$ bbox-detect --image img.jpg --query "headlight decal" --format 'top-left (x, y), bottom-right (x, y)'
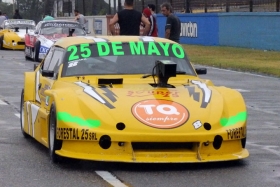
top-left (220, 111), bottom-right (247, 127)
top-left (57, 111), bottom-right (101, 128)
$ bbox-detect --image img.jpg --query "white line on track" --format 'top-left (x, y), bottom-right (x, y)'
top-left (247, 142), bottom-right (280, 157)
top-left (199, 65), bottom-right (280, 80)
top-left (14, 114), bottom-right (128, 187)
top-left (0, 100), bottom-right (7, 105)
top-left (95, 171), bottom-right (128, 187)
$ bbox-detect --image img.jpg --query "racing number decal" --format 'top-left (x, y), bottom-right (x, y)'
top-left (68, 44), bottom-right (92, 61)
top-left (67, 46), bottom-right (79, 61)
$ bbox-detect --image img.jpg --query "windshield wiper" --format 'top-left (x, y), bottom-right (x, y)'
top-left (142, 74), bottom-right (152, 78)
top-left (176, 71), bottom-right (186, 74)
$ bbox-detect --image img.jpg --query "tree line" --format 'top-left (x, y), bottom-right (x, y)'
top-left (0, 0), bottom-right (110, 23)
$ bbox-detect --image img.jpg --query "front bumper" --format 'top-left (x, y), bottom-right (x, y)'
top-left (55, 136), bottom-right (249, 163)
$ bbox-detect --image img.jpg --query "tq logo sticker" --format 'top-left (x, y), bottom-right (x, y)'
top-left (132, 99), bottom-right (189, 129)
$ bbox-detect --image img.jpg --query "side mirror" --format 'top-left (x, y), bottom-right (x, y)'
top-left (42, 70), bottom-right (54, 77)
top-left (195, 68), bottom-right (207, 75)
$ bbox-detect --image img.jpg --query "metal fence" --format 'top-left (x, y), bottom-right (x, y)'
top-left (133, 0), bottom-right (280, 13)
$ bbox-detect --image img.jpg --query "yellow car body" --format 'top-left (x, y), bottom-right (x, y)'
top-left (0, 19), bottom-right (35, 50)
top-left (21, 36), bottom-right (249, 163)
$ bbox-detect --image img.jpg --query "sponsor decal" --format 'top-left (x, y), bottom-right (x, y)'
top-left (42, 22), bottom-right (79, 28)
top-left (132, 99), bottom-right (189, 129)
top-left (67, 42), bottom-right (185, 62)
top-left (127, 90), bottom-right (179, 97)
top-left (191, 80), bottom-right (211, 108)
top-left (56, 128), bottom-right (97, 141)
top-left (57, 112), bottom-right (101, 128)
top-left (192, 120), bottom-right (202, 129)
top-left (185, 81), bottom-right (212, 108)
top-left (180, 22), bottom-right (198, 38)
top-left (5, 20), bottom-right (35, 25)
top-left (75, 82), bottom-right (117, 109)
top-left (220, 111), bottom-right (247, 127)
top-left (226, 127), bottom-right (246, 140)
top-left (40, 45), bottom-right (49, 54)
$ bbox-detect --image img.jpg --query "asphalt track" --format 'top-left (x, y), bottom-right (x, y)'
top-left (0, 50), bottom-right (279, 187)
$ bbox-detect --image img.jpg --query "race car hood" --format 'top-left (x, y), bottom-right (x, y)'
top-left (42, 34), bottom-right (69, 42)
top-left (53, 79), bottom-right (245, 133)
top-left (6, 29), bottom-right (26, 40)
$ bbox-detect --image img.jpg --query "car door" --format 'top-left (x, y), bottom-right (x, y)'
top-left (37, 47), bottom-right (64, 107)
top-left (28, 46), bottom-right (64, 141)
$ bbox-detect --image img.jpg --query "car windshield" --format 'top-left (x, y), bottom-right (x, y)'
top-left (5, 24), bottom-right (35, 30)
top-left (63, 42), bottom-right (196, 76)
top-left (40, 22), bottom-right (86, 35)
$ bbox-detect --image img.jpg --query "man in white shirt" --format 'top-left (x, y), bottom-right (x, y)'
top-left (74, 9), bottom-right (86, 30)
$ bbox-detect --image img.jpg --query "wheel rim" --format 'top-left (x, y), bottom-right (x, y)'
top-left (49, 110), bottom-right (55, 153)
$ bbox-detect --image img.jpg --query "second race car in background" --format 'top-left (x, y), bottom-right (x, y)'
top-left (0, 19), bottom-right (35, 50)
top-left (24, 20), bottom-right (87, 62)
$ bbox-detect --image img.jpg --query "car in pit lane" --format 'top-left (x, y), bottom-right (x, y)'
top-left (0, 19), bottom-right (35, 50)
top-left (20, 36), bottom-right (249, 163)
top-left (24, 20), bottom-right (87, 62)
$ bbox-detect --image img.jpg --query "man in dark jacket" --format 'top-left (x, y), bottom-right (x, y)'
top-left (161, 2), bottom-right (181, 43)
top-left (13, 9), bottom-right (22, 19)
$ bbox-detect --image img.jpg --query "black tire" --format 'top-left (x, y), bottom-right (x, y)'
top-left (34, 41), bottom-right (40, 62)
top-left (24, 46), bottom-right (29, 60)
top-left (0, 36), bottom-right (4, 50)
top-left (48, 103), bottom-right (63, 163)
top-left (20, 89), bottom-right (29, 138)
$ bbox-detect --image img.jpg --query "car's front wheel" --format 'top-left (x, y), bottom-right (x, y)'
top-left (20, 89), bottom-right (29, 138)
top-left (34, 41), bottom-right (40, 62)
top-left (48, 103), bottom-right (63, 163)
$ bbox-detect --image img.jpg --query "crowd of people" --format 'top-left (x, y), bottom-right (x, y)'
top-left (0, 9), bottom-right (23, 26)
top-left (0, 1), bottom-right (181, 43)
top-left (109, 0), bottom-right (181, 43)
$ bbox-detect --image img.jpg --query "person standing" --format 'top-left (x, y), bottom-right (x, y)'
top-left (109, 0), bottom-right (150, 36)
top-left (160, 2), bottom-right (181, 43)
top-left (147, 4), bottom-right (157, 21)
top-left (3, 13), bottom-right (8, 20)
top-left (74, 9), bottom-right (86, 30)
top-left (13, 9), bottom-right (22, 19)
top-left (142, 8), bottom-right (158, 37)
top-left (0, 12), bottom-right (7, 26)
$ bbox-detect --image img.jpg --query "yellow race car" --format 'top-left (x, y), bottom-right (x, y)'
top-left (21, 36), bottom-right (249, 163)
top-left (0, 19), bottom-right (35, 50)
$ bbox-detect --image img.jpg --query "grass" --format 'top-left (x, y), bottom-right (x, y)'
top-left (182, 44), bottom-right (280, 78)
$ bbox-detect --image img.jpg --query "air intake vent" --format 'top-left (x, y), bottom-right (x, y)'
top-left (98, 78), bottom-right (123, 85)
top-left (132, 142), bottom-right (195, 150)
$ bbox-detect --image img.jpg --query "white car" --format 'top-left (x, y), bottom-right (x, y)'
top-left (24, 20), bottom-right (87, 62)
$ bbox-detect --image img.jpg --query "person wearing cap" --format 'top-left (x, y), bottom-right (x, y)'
top-left (74, 9), bottom-right (86, 30)
top-left (43, 15), bottom-right (54, 21)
